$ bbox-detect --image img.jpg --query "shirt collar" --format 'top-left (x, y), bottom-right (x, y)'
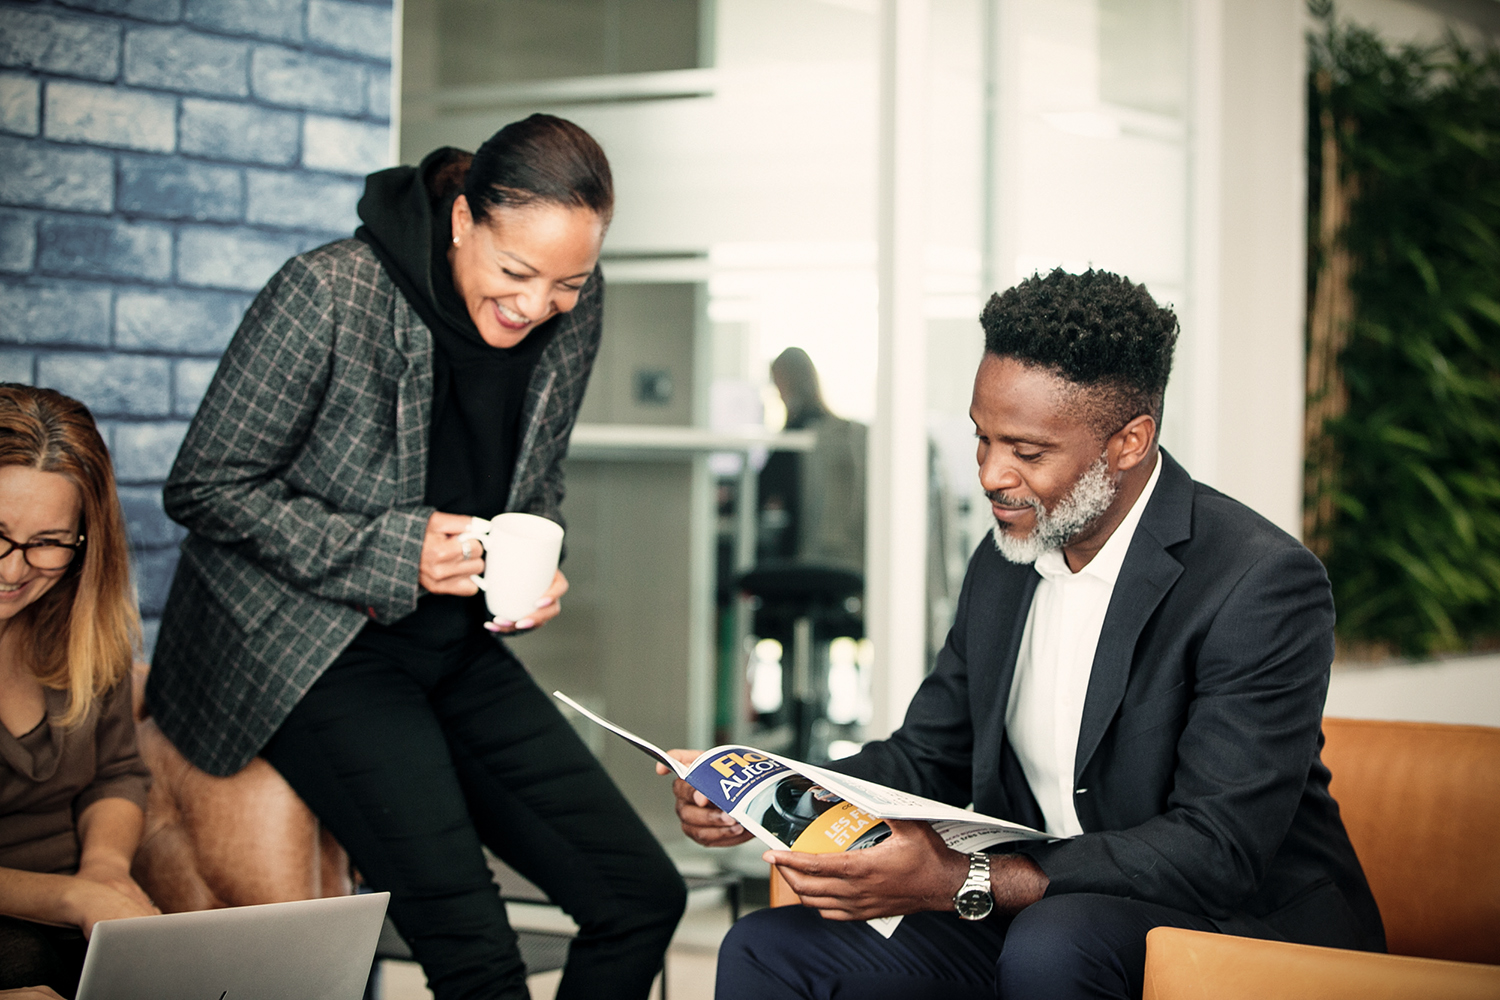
top-left (1033, 453), bottom-right (1163, 584)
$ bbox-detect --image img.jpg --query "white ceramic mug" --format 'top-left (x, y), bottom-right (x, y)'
top-left (460, 513), bottom-right (565, 622)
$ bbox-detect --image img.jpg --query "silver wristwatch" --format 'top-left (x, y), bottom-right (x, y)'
top-left (953, 851), bottom-right (994, 921)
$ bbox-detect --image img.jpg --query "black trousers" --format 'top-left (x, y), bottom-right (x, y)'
top-left (261, 629), bottom-right (686, 1000)
top-left (714, 893), bottom-right (1231, 1000)
top-left (0, 916), bottom-right (86, 997)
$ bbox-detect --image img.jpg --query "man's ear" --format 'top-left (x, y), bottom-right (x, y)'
top-left (1110, 414), bottom-right (1157, 472)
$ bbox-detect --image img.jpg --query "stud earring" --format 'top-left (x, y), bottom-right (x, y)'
top-left (452, 236), bottom-right (460, 246)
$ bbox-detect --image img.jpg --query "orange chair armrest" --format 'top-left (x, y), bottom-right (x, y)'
top-left (1144, 926), bottom-right (1500, 1000)
top-left (769, 863), bottom-right (800, 908)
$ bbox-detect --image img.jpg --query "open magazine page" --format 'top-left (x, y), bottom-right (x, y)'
top-left (553, 691), bottom-right (1055, 938)
top-left (792, 761), bottom-right (1049, 842)
top-left (682, 748), bottom-right (891, 854)
top-left (553, 691), bottom-right (689, 776)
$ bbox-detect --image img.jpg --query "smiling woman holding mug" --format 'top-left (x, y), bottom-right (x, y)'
top-left (147, 116), bottom-right (686, 1000)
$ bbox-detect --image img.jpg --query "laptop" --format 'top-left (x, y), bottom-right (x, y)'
top-left (76, 892), bottom-right (390, 1000)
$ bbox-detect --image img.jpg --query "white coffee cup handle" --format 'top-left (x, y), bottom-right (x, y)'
top-left (470, 574), bottom-right (488, 591)
top-left (458, 518), bottom-right (490, 558)
top-left (458, 516), bottom-right (492, 541)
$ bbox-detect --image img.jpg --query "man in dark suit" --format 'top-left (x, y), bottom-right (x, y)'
top-left (672, 269), bottom-right (1383, 999)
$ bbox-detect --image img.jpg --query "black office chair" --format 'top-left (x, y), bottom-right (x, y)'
top-left (737, 562), bottom-right (864, 762)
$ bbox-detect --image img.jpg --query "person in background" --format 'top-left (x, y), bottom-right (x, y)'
top-left (147, 116), bottom-right (685, 1000)
top-left (0, 386), bottom-right (156, 997)
top-left (757, 348), bottom-right (866, 571)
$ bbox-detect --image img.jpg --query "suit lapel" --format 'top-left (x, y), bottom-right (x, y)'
top-left (391, 293), bottom-right (433, 506)
top-left (1073, 452), bottom-right (1194, 784)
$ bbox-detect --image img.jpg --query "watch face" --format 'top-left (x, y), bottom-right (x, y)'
top-left (955, 889), bottom-right (994, 920)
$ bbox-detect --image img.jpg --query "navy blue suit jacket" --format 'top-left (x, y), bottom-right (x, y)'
top-left (834, 451), bottom-right (1384, 950)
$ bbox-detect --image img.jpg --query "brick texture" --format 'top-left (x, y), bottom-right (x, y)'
top-left (0, 73), bottom-right (41, 136)
top-left (0, 137), bottom-right (114, 212)
top-left (115, 288), bottom-right (248, 352)
top-left (118, 155), bottom-right (244, 221)
top-left (245, 168), bottom-right (359, 231)
top-left (0, 211), bottom-right (36, 272)
top-left (176, 225), bottom-right (312, 290)
top-left (303, 114), bottom-right (387, 175)
top-left (124, 27), bottom-right (250, 98)
top-left (178, 97), bottom-right (300, 165)
top-left (251, 47), bottom-right (366, 114)
top-left (0, 282), bottom-right (112, 345)
top-left (0, 0), bottom-right (393, 651)
top-left (307, 0), bottom-right (392, 61)
top-left (0, 349), bottom-right (32, 383)
top-left (57, 0), bottom-right (184, 22)
top-left (109, 419), bottom-right (190, 482)
top-left (0, 9), bottom-right (121, 81)
top-left (44, 81), bottom-right (177, 152)
top-left (183, 0), bottom-right (305, 44)
top-left (38, 216), bottom-right (174, 281)
top-left (39, 352), bottom-right (172, 416)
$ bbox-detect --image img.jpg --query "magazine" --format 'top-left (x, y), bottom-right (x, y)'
top-left (553, 691), bottom-right (1053, 936)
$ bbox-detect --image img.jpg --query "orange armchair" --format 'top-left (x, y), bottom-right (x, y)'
top-left (1144, 717), bottom-right (1500, 998)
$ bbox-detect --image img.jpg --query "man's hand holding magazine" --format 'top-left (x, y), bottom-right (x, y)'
top-left (660, 750), bottom-right (1049, 922)
top-left (657, 748), bottom-right (754, 846)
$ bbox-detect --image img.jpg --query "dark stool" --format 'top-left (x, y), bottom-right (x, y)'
top-left (737, 563), bottom-right (864, 761)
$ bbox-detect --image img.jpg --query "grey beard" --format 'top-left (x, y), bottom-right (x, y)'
top-left (989, 456), bottom-right (1118, 565)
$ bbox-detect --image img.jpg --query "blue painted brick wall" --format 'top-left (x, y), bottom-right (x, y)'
top-left (0, 0), bottom-right (393, 654)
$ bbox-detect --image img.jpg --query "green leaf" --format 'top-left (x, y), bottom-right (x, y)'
top-left (1469, 293), bottom-right (1500, 329)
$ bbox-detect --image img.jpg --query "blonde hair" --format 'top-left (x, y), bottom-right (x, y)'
top-left (0, 385), bottom-right (139, 726)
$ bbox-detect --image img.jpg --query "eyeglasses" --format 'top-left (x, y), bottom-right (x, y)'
top-left (0, 531), bottom-right (85, 571)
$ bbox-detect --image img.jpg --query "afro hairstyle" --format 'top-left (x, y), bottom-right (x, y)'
top-left (979, 268), bottom-right (1179, 439)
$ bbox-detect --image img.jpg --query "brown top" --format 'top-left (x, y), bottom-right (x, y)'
top-left (0, 679), bottom-right (151, 875)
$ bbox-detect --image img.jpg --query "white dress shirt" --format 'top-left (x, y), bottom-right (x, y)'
top-left (1005, 457), bottom-right (1162, 837)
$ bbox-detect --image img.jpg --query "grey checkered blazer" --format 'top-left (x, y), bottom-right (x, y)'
top-left (147, 238), bottom-right (603, 776)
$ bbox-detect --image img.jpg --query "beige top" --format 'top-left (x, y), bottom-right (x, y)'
top-left (0, 680), bottom-right (150, 875)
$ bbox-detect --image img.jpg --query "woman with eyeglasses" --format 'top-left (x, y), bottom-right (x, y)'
top-left (0, 385), bottom-right (156, 997)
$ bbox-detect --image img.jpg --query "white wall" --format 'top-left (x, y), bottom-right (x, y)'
top-left (1327, 654), bottom-right (1500, 727)
top-left (1192, 0), bottom-right (1308, 535)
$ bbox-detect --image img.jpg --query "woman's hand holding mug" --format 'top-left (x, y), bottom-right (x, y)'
top-left (420, 511), bottom-right (567, 632)
top-left (486, 568), bottom-right (568, 633)
top-left (419, 511), bottom-right (488, 596)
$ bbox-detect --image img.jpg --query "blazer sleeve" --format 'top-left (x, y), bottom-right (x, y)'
top-left (1011, 543), bottom-right (1337, 918)
top-left (163, 253), bottom-right (430, 620)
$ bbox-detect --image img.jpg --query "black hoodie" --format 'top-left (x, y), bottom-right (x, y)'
top-left (356, 147), bottom-right (555, 520)
top-left (355, 148), bottom-right (555, 638)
